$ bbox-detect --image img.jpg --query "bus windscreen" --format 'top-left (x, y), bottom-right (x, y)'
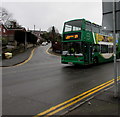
top-left (64, 20), bottom-right (82, 32)
top-left (62, 42), bottom-right (83, 56)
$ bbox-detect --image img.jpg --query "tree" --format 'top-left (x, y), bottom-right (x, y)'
top-left (0, 7), bottom-right (12, 24)
top-left (40, 32), bottom-right (49, 42)
top-left (1, 37), bottom-right (8, 46)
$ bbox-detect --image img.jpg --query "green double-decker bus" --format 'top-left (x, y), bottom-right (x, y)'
top-left (61, 18), bottom-right (120, 65)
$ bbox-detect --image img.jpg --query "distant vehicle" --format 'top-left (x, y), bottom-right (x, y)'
top-left (61, 18), bottom-right (120, 65)
top-left (52, 41), bottom-right (62, 53)
top-left (42, 42), bottom-right (48, 46)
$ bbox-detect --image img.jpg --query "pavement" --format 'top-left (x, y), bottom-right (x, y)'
top-left (1, 47), bottom-right (34, 67)
top-left (64, 84), bottom-right (120, 116)
top-left (1, 46), bottom-right (120, 116)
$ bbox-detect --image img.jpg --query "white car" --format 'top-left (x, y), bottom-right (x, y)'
top-left (42, 42), bottom-right (48, 46)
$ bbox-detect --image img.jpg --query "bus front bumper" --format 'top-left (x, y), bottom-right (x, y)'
top-left (61, 60), bottom-right (84, 65)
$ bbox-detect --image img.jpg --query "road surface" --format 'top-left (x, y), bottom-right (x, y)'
top-left (2, 44), bottom-right (120, 116)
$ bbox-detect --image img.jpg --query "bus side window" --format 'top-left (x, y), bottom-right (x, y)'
top-left (101, 45), bottom-right (108, 53)
top-left (86, 22), bottom-right (92, 31)
top-left (93, 45), bottom-right (100, 52)
top-left (92, 24), bottom-right (100, 33)
top-left (108, 45), bottom-right (113, 53)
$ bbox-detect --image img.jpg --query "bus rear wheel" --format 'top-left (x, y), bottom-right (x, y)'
top-left (93, 57), bottom-right (98, 65)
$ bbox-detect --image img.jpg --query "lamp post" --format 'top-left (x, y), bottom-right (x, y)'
top-left (113, 1), bottom-right (118, 98)
top-left (24, 31), bottom-right (27, 50)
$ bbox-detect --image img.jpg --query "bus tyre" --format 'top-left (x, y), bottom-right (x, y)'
top-left (93, 57), bottom-right (98, 65)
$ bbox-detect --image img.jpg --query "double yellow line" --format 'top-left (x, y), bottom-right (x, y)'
top-left (14, 48), bottom-right (36, 67)
top-left (34, 76), bottom-right (120, 117)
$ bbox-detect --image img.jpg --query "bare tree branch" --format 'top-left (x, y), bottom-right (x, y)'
top-left (0, 7), bottom-right (13, 24)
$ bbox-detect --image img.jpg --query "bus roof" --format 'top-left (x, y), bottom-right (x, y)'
top-left (64, 18), bottom-right (85, 24)
top-left (64, 18), bottom-right (101, 27)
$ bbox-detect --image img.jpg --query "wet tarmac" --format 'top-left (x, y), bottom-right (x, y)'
top-left (2, 44), bottom-right (120, 116)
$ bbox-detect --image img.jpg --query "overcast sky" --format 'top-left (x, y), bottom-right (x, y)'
top-left (2, 1), bottom-right (102, 33)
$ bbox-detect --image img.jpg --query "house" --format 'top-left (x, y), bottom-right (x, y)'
top-left (0, 24), bottom-right (8, 40)
top-left (0, 22), bottom-right (26, 46)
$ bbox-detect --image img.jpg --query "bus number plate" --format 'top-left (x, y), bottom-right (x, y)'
top-left (68, 62), bottom-right (73, 64)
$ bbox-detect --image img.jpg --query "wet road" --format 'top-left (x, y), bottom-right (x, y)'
top-left (2, 44), bottom-right (120, 115)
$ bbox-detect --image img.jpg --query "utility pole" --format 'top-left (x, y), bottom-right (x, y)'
top-left (34, 25), bottom-right (35, 32)
top-left (113, 1), bottom-right (118, 98)
top-left (25, 31), bottom-right (27, 50)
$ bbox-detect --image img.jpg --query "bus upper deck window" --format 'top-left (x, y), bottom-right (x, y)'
top-left (92, 24), bottom-right (100, 33)
top-left (73, 26), bottom-right (81, 31)
top-left (86, 22), bottom-right (92, 31)
top-left (64, 25), bottom-right (72, 32)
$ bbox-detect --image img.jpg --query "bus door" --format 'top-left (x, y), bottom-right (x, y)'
top-left (84, 43), bottom-right (93, 64)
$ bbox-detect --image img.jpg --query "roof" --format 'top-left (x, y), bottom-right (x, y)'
top-left (0, 24), bottom-right (26, 31)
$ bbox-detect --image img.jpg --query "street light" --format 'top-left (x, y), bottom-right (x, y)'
top-left (102, 0), bottom-right (119, 98)
top-left (113, 1), bottom-right (118, 98)
top-left (103, 27), bottom-right (107, 30)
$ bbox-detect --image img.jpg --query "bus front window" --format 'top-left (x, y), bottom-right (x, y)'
top-left (62, 42), bottom-right (83, 56)
top-left (64, 20), bottom-right (82, 32)
top-left (64, 25), bottom-right (72, 32)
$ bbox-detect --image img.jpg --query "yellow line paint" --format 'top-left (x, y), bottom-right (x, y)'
top-left (46, 48), bottom-right (50, 55)
top-left (35, 79), bottom-right (112, 116)
top-left (46, 47), bottom-right (60, 57)
top-left (45, 81), bottom-right (114, 116)
top-left (15, 48), bottom-right (35, 67)
top-left (34, 77), bottom-right (120, 117)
